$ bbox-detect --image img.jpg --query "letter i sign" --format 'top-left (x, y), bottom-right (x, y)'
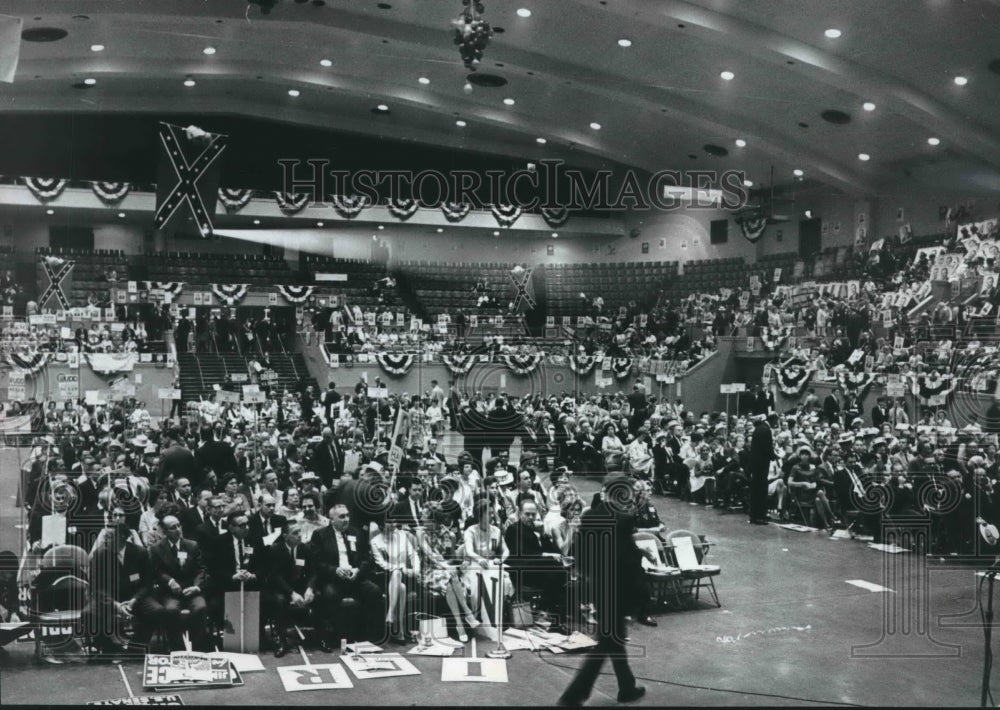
top-left (440, 658), bottom-right (509, 683)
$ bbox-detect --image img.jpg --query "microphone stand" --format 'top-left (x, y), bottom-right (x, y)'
top-left (984, 567), bottom-right (996, 708)
top-left (486, 557), bottom-right (511, 659)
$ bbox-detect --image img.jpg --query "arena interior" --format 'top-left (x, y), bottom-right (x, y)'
top-left (1, 1), bottom-right (1000, 707)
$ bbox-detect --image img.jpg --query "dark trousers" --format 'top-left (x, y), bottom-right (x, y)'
top-left (265, 590), bottom-right (313, 644)
top-left (749, 468), bottom-right (768, 521)
top-left (315, 579), bottom-right (385, 643)
top-left (82, 595), bottom-right (154, 649)
top-left (145, 592), bottom-right (208, 650)
top-left (560, 610), bottom-right (636, 703)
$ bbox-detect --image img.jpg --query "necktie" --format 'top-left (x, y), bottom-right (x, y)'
top-left (410, 498), bottom-right (418, 522)
top-left (237, 539), bottom-right (245, 568)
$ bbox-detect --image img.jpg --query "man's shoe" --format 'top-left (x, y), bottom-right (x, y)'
top-left (274, 643), bottom-right (289, 659)
top-left (637, 616), bottom-right (658, 627)
top-left (557, 695), bottom-right (584, 707)
top-left (318, 638), bottom-right (333, 654)
top-left (617, 685), bottom-right (646, 703)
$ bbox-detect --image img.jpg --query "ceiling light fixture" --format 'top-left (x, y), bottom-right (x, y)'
top-left (928, 137), bottom-right (941, 146)
top-left (862, 102), bottom-right (876, 111)
top-left (288, 89), bottom-right (300, 97)
top-left (203, 46), bottom-right (216, 55)
top-left (720, 70), bottom-right (735, 81)
top-left (824, 28), bottom-right (842, 38)
top-left (793, 169), bottom-right (804, 177)
top-left (744, 179), bottom-right (754, 187)
top-left (253, 219), bottom-right (261, 225)
top-left (84, 77), bottom-right (96, 85)
top-left (735, 138), bottom-right (746, 147)
top-left (536, 137), bottom-right (546, 144)
top-left (456, 119), bottom-right (467, 127)
top-left (516, 8), bottom-right (531, 17)
top-left (378, 225), bottom-right (385, 230)
top-left (320, 59), bottom-right (333, 67)
top-left (117, 212), bottom-right (125, 218)
top-left (954, 75), bottom-right (968, 85)
top-left (589, 122), bottom-right (601, 130)
top-left (618, 39), bottom-right (632, 47)
top-left (376, 104), bottom-right (389, 111)
top-left (46, 209), bottom-right (54, 215)
top-left (503, 97), bottom-right (515, 105)
top-left (90, 44), bottom-right (104, 52)
top-left (805, 209), bottom-right (812, 218)
top-left (418, 76), bottom-right (430, 84)
top-left (184, 78), bottom-right (196, 87)
top-left (551, 232), bottom-right (558, 238)
top-left (316, 221), bottom-right (324, 227)
top-left (436, 228), bottom-right (443, 233)
top-left (493, 230), bottom-right (500, 236)
top-left (858, 152), bottom-right (870, 161)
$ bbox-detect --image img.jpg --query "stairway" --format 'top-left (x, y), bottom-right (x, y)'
top-left (178, 351), bottom-right (317, 402)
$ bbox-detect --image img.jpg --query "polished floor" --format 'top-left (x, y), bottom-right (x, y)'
top-left (0, 442), bottom-right (992, 706)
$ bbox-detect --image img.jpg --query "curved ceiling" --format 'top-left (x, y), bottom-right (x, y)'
top-left (4, 0), bottom-right (1000, 197)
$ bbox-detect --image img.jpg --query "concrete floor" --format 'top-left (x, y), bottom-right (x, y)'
top-left (0, 442), bottom-right (993, 706)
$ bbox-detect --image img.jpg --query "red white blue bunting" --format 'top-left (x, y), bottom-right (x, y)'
top-left (143, 281), bottom-right (183, 297)
top-left (210, 283), bottom-right (249, 305)
top-left (388, 197), bottom-right (420, 221)
top-left (568, 354), bottom-right (597, 375)
top-left (610, 357), bottom-right (633, 379)
top-left (218, 188), bottom-right (254, 212)
top-left (376, 352), bottom-right (415, 376)
top-left (442, 352), bottom-right (476, 374)
top-left (491, 203), bottom-right (522, 228)
top-left (777, 366), bottom-right (813, 396)
top-left (441, 202), bottom-right (471, 222)
top-left (5, 352), bottom-right (50, 376)
top-left (91, 181), bottom-right (131, 205)
top-left (275, 192), bottom-right (310, 215)
top-left (276, 284), bottom-right (315, 304)
top-left (502, 352), bottom-right (544, 375)
top-left (331, 194), bottom-right (371, 219)
top-left (23, 177), bottom-right (68, 202)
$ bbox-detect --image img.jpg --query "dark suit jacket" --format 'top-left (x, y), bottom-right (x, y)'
top-left (266, 540), bottom-right (313, 596)
top-left (149, 537), bottom-right (208, 594)
top-left (194, 517), bottom-right (226, 549)
top-left (504, 521), bottom-right (558, 571)
top-left (195, 440), bottom-right (239, 480)
top-left (390, 497), bottom-right (422, 528)
top-left (207, 532), bottom-right (263, 593)
top-left (872, 405), bottom-right (889, 428)
top-left (823, 395), bottom-right (841, 423)
top-left (310, 439), bottom-right (344, 486)
top-left (89, 539), bottom-right (152, 603)
top-left (180, 505), bottom-right (209, 539)
top-left (749, 422), bottom-right (776, 477)
top-left (158, 445), bottom-right (199, 486)
top-left (308, 524), bottom-right (370, 585)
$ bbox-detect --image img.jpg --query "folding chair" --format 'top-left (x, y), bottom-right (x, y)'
top-left (666, 531), bottom-right (720, 608)
top-left (633, 533), bottom-right (682, 609)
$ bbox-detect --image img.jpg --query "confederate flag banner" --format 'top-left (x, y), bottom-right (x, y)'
top-left (154, 123), bottom-right (226, 237)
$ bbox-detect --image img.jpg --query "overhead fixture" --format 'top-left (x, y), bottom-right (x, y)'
top-left (316, 221), bottom-right (324, 227)
top-left (436, 228), bottom-right (443, 233)
top-left (804, 209), bottom-right (812, 218)
top-left (954, 75), bottom-right (968, 86)
top-left (928, 137), bottom-right (941, 146)
top-left (203, 46), bottom-right (216, 55)
top-left (453, 0), bottom-right (494, 69)
top-left (253, 219), bottom-right (261, 225)
top-left (117, 212), bottom-right (125, 218)
top-left (516, 8), bottom-right (531, 17)
top-left (862, 102), bottom-right (876, 111)
top-left (589, 122), bottom-right (601, 130)
top-left (456, 119), bottom-right (467, 127)
top-left (536, 137), bottom-right (546, 144)
top-left (735, 138), bottom-right (746, 147)
top-left (320, 58), bottom-right (333, 67)
top-left (617, 38), bottom-right (632, 47)
top-left (551, 232), bottom-right (558, 238)
top-left (84, 77), bottom-right (97, 85)
top-left (463, 82), bottom-right (473, 94)
top-left (288, 89), bottom-right (300, 97)
top-left (503, 97), bottom-right (515, 105)
top-left (377, 225), bottom-right (385, 230)
top-left (858, 152), bottom-right (870, 161)
top-left (824, 28), bottom-right (842, 38)
top-left (743, 179), bottom-right (754, 187)
top-left (183, 78), bottom-right (196, 87)
top-left (90, 44), bottom-right (104, 52)
top-left (46, 209), bottom-right (54, 215)
top-left (376, 104), bottom-right (389, 111)
top-left (418, 76), bottom-right (430, 84)
top-left (793, 169), bottom-right (804, 177)
top-left (493, 230), bottom-right (500, 236)
top-left (720, 70), bottom-right (735, 81)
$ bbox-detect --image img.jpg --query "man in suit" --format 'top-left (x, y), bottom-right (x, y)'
top-left (311, 427), bottom-right (343, 487)
top-left (158, 429), bottom-right (199, 489)
top-left (309, 504), bottom-right (384, 649)
top-left (82, 505), bottom-right (157, 655)
top-left (389, 478), bottom-right (424, 528)
top-left (871, 397), bottom-right (891, 428)
top-left (504, 499), bottom-right (569, 632)
top-left (195, 425), bottom-right (238, 484)
top-left (181, 490), bottom-right (212, 539)
top-left (195, 497), bottom-right (228, 548)
top-left (148, 514), bottom-right (209, 651)
top-left (205, 511), bottom-right (263, 636)
top-left (248, 494), bottom-right (287, 550)
top-left (264, 522), bottom-right (316, 657)
top-left (626, 384), bottom-right (648, 436)
top-left (823, 387), bottom-right (843, 427)
top-left (748, 413), bottom-right (778, 525)
top-left (322, 382), bottom-right (342, 423)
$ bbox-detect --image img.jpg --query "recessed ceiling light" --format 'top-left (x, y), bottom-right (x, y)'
top-left (720, 70), bottom-right (735, 81)
top-left (862, 102), bottom-right (876, 111)
top-left (288, 89), bottom-right (300, 97)
top-left (184, 79), bottom-right (196, 87)
top-left (316, 221), bottom-right (324, 227)
top-left (203, 46), bottom-right (216, 55)
top-left (456, 120), bottom-right (467, 127)
top-left (589, 122), bottom-right (601, 130)
top-left (418, 76), bottom-right (430, 84)
top-left (954, 75), bottom-right (968, 86)
top-left (743, 179), bottom-right (754, 187)
top-left (253, 219), bottom-right (261, 225)
top-left (320, 59), bottom-right (333, 67)
top-left (90, 44), bottom-right (104, 52)
top-left (858, 153), bottom-right (870, 161)
top-left (84, 77), bottom-right (96, 85)
top-left (493, 230), bottom-right (500, 236)
top-left (117, 212), bottom-right (125, 218)
top-left (503, 97), bottom-right (515, 105)
top-left (436, 228), bottom-right (443, 233)
top-left (516, 8), bottom-right (531, 18)
top-left (551, 232), bottom-right (558, 238)
top-left (804, 210), bottom-right (812, 218)
top-left (793, 169), bottom-right (804, 177)
top-left (617, 39), bottom-right (632, 48)
top-left (377, 104), bottom-right (389, 111)
top-left (46, 209), bottom-right (54, 215)
top-left (536, 137), bottom-right (547, 144)
top-left (824, 29), bottom-right (842, 38)
top-left (735, 138), bottom-right (746, 147)
top-left (928, 137), bottom-right (941, 146)
top-left (377, 225), bottom-right (385, 230)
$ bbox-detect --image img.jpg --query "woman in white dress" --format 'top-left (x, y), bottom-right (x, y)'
top-left (462, 499), bottom-right (513, 622)
top-left (371, 516), bottom-right (421, 642)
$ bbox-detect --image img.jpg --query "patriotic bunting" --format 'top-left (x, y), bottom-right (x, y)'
top-left (491, 203), bottom-right (522, 227)
top-left (210, 283), bottom-right (249, 305)
top-left (760, 326), bottom-right (792, 351)
top-left (276, 284), bottom-right (315, 303)
top-left (218, 187), bottom-right (254, 212)
top-left (610, 357), bottom-right (633, 379)
top-left (502, 353), bottom-right (544, 375)
top-left (90, 181), bottom-right (130, 205)
top-left (387, 197), bottom-right (419, 221)
top-left (5, 352), bottom-right (49, 376)
top-left (85, 352), bottom-right (139, 374)
top-left (23, 177), bottom-right (68, 202)
top-left (143, 281), bottom-right (183, 297)
top-left (330, 194), bottom-right (371, 219)
top-left (735, 210), bottom-right (767, 243)
top-left (910, 371), bottom-right (957, 404)
top-left (836, 370), bottom-right (875, 397)
top-left (274, 192), bottom-right (310, 215)
top-left (777, 366), bottom-right (813, 396)
top-left (376, 352), bottom-right (415, 376)
top-left (442, 352), bottom-right (476, 374)
top-left (568, 354), bottom-right (597, 375)
top-left (541, 206), bottom-right (569, 228)
top-left (441, 202), bottom-right (471, 222)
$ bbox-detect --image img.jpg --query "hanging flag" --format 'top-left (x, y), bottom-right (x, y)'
top-left (38, 256), bottom-right (74, 310)
top-left (509, 265), bottom-right (536, 313)
top-left (154, 123), bottom-right (226, 237)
